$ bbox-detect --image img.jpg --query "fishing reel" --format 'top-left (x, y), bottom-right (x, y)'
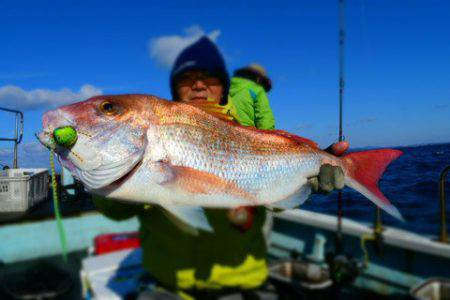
top-left (326, 252), bottom-right (365, 285)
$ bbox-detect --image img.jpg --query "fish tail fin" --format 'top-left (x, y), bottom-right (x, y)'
top-left (341, 149), bottom-right (404, 221)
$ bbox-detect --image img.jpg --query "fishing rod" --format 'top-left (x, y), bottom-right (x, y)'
top-left (336, 0), bottom-right (345, 253)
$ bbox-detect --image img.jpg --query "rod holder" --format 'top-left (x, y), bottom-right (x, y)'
top-left (439, 165), bottom-right (450, 243)
top-left (0, 107), bottom-right (24, 168)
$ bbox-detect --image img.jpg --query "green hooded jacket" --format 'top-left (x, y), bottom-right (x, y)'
top-left (229, 77), bottom-right (275, 130)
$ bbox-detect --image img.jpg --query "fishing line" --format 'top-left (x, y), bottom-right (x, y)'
top-left (50, 150), bottom-right (68, 262)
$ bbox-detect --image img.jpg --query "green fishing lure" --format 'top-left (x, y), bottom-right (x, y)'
top-left (53, 126), bottom-right (77, 148)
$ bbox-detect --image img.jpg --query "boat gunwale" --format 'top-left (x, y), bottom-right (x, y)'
top-left (277, 209), bottom-right (450, 259)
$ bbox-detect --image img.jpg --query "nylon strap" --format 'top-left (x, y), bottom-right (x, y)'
top-left (50, 150), bottom-right (68, 262)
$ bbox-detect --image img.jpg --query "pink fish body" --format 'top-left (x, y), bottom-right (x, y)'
top-left (38, 94), bottom-right (403, 231)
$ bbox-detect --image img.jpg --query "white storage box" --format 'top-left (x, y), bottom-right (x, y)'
top-left (0, 168), bottom-right (49, 212)
top-left (80, 248), bottom-right (144, 300)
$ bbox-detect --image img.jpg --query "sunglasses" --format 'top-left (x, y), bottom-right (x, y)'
top-left (176, 72), bottom-right (222, 87)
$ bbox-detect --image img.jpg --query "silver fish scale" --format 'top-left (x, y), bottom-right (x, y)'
top-left (159, 125), bottom-right (320, 195)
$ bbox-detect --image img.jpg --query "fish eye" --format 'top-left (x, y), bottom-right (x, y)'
top-left (99, 101), bottom-right (118, 115)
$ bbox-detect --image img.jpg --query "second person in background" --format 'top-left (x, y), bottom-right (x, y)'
top-left (230, 64), bottom-right (275, 130)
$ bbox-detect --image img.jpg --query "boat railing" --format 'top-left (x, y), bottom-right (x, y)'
top-left (0, 107), bottom-right (24, 168)
top-left (439, 165), bottom-right (450, 243)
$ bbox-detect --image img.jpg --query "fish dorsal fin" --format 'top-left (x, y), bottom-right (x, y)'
top-left (183, 100), bottom-right (318, 148)
top-left (185, 100), bottom-right (235, 122)
top-left (259, 129), bottom-right (319, 149)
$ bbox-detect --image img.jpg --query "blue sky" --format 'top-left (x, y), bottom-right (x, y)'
top-left (0, 0), bottom-right (449, 168)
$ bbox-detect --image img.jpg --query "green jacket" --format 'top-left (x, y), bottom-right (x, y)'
top-left (93, 198), bottom-right (267, 290)
top-left (229, 77), bottom-right (275, 130)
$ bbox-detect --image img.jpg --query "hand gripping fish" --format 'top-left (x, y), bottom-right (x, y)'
top-left (37, 94), bottom-right (403, 231)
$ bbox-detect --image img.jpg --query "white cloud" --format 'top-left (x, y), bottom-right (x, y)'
top-left (149, 25), bottom-right (221, 68)
top-left (0, 84), bottom-right (102, 111)
top-left (0, 142), bottom-right (50, 169)
top-left (0, 142), bottom-right (46, 157)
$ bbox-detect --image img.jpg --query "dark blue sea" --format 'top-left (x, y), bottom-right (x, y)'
top-left (301, 143), bottom-right (450, 238)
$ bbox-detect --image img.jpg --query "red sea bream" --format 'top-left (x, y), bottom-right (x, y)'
top-left (37, 94), bottom-right (403, 231)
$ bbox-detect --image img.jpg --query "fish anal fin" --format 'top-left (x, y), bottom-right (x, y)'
top-left (269, 184), bottom-right (312, 210)
top-left (161, 205), bottom-right (212, 233)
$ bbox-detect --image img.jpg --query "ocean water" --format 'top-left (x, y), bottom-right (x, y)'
top-left (301, 143), bottom-right (450, 238)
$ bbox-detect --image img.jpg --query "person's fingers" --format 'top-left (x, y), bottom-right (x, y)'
top-left (333, 166), bottom-right (345, 189)
top-left (319, 164), bottom-right (334, 193)
top-left (330, 141), bottom-right (349, 156)
top-left (307, 177), bottom-right (319, 193)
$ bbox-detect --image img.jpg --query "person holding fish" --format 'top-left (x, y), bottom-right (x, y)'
top-left (39, 36), bottom-right (402, 299)
top-left (90, 37), bottom-right (349, 299)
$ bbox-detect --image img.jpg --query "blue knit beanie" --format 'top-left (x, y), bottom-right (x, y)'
top-left (170, 36), bottom-right (230, 104)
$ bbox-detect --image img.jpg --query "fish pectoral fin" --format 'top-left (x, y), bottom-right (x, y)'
top-left (168, 166), bottom-right (257, 203)
top-left (161, 205), bottom-right (213, 233)
top-left (78, 149), bottom-right (144, 190)
top-left (268, 183), bottom-right (312, 210)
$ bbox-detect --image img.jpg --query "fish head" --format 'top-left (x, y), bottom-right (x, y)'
top-left (38, 95), bottom-right (152, 190)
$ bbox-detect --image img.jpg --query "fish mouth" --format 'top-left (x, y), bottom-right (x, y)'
top-left (36, 131), bottom-right (56, 151)
top-left (110, 160), bottom-right (143, 188)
